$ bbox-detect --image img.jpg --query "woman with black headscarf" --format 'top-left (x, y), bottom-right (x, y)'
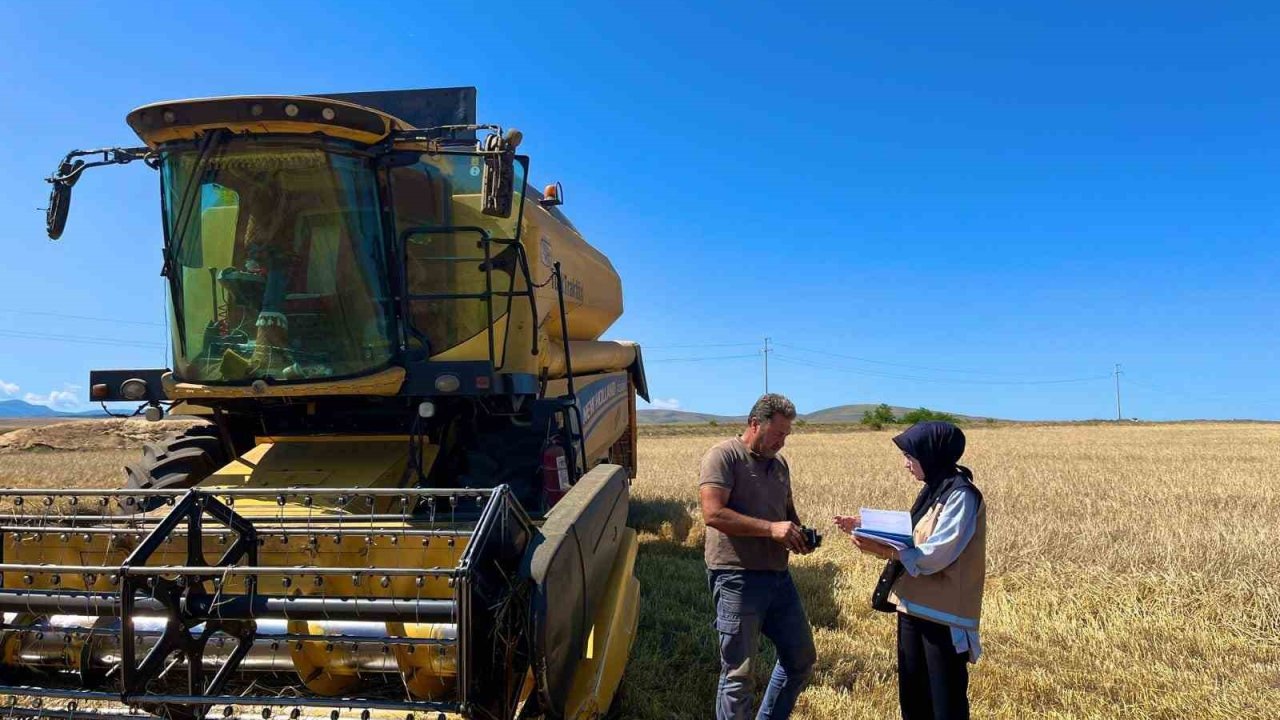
top-left (835, 421), bottom-right (986, 720)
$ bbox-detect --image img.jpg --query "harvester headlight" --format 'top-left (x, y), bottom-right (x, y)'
top-left (418, 401), bottom-right (436, 418)
top-left (434, 374), bottom-right (461, 393)
top-left (284, 103), bottom-right (300, 118)
top-left (321, 107), bottom-right (336, 121)
top-left (119, 378), bottom-right (148, 401)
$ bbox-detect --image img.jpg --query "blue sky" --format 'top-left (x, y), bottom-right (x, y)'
top-left (1, 2), bottom-right (1277, 420)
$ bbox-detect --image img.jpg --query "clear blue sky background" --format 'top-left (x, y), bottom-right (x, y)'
top-left (1, 2), bottom-right (1277, 420)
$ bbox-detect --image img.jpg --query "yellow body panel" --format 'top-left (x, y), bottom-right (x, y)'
top-left (201, 436), bottom-right (433, 516)
top-left (426, 307), bottom-right (519, 366)
top-left (523, 199), bottom-right (623, 343)
top-left (541, 340), bottom-right (637, 379)
top-left (204, 437), bottom-right (419, 489)
top-left (546, 372), bottom-right (633, 466)
top-left (563, 528), bottom-right (640, 719)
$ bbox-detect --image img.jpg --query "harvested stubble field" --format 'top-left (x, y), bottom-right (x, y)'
top-left (0, 421), bottom-right (1276, 719)
top-left (621, 423), bottom-right (1279, 719)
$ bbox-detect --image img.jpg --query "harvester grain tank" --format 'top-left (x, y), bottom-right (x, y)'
top-left (3, 87), bottom-right (647, 720)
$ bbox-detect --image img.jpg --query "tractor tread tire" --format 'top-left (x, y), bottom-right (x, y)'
top-left (141, 435), bottom-right (221, 465)
top-left (124, 424), bottom-right (228, 492)
top-left (140, 425), bottom-right (222, 465)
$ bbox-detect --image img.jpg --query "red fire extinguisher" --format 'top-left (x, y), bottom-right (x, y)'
top-left (541, 441), bottom-right (571, 508)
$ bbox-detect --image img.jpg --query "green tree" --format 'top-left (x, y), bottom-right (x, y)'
top-left (860, 403), bottom-right (897, 430)
top-left (900, 407), bottom-right (959, 424)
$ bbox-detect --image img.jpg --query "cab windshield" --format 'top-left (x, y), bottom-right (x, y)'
top-left (160, 137), bottom-right (395, 383)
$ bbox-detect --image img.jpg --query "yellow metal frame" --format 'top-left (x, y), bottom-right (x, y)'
top-left (165, 367), bottom-right (406, 400)
top-left (129, 95), bottom-right (404, 148)
top-left (562, 528), bottom-right (640, 719)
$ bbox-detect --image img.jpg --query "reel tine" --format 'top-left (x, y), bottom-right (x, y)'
top-left (304, 496), bottom-right (315, 559)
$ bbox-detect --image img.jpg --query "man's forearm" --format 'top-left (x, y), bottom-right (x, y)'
top-left (705, 507), bottom-right (774, 537)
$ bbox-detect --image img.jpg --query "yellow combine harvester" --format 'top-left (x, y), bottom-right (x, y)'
top-left (5, 88), bottom-right (648, 720)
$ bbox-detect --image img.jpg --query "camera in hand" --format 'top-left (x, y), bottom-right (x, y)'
top-left (802, 526), bottom-right (823, 550)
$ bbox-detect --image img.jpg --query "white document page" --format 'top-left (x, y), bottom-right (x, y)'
top-left (858, 508), bottom-right (912, 536)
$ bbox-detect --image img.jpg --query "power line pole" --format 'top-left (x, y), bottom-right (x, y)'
top-left (1114, 363), bottom-right (1123, 421)
top-left (763, 337), bottom-right (772, 394)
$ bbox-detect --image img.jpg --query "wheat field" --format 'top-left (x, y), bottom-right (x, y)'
top-left (620, 423), bottom-right (1280, 719)
top-left (0, 422), bottom-right (1276, 719)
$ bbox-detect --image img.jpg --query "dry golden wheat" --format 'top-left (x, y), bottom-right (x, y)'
top-left (0, 423), bottom-right (1275, 718)
top-left (624, 423), bottom-right (1280, 719)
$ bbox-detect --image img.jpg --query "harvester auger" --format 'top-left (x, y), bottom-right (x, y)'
top-left (5, 88), bottom-right (648, 720)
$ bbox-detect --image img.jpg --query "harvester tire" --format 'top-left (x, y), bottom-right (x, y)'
top-left (124, 424), bottom-right (228, 491)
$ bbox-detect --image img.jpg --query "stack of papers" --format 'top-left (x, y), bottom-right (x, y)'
top-left (852, 508), bottom-right (915, 550)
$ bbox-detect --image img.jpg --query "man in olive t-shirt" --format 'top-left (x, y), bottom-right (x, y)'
top-left (699, 393), bottom-right (817, 720)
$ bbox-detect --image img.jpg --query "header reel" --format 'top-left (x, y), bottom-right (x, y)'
top-left (0, 485), bottom-right (535, 720)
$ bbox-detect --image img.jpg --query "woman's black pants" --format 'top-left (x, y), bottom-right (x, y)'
top-left (897, 612), bottom-right (970, 720)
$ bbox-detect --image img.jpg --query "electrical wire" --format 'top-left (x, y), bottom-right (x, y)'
top-left (771, 354), bottom-right (1112, 386)
top-left (0, 329), bottom-right (166, 349)
top-left (774, 341), bottom-right (1095, 379)
top-left (0, 308), bottom-right (164, 327)
top-left (639, 340), bottom-right (1109, 384)
top-left (646, 353), bottom-right (760, 363)
top-left (643, 342), bottom-right (759, 349)
top-left (1124, 376), bottom-right (1274, 407)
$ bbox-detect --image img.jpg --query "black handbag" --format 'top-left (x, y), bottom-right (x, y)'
top-left (870, 559), bottom-right (904, 613)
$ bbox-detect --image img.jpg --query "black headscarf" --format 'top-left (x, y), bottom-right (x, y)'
top-left (892, 421), bottom-right (972, 523)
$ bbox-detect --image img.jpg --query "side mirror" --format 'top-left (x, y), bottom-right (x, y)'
top-left (46, 180), bottom-right (72, 240)
top-left (539, 182), bottom-right (564, 208)
top-left (45, 159), bottom-right (84, 240)
top-left (45, 157), bottom-right (88, 240)
top-left (42, 146), bottom-right (153, 240)
top-left (481, 129), bottom-right (522, 218)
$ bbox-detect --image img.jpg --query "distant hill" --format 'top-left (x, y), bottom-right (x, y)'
top-left (0, 400), bottom-right (110, 419)
top-left (0, 399), bottom-right (67, 418)
top-left (639, 404), bottom-right (989, 425)
top-left (638, 409), bottom-right (746, 425)
top-left (802, 404), bottom-right (988, 423)
top-left (801, 404), bottom-right (920, 423)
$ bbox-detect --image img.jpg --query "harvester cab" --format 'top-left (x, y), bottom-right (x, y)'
top-left (7, 88), bottom-right (648, 720)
